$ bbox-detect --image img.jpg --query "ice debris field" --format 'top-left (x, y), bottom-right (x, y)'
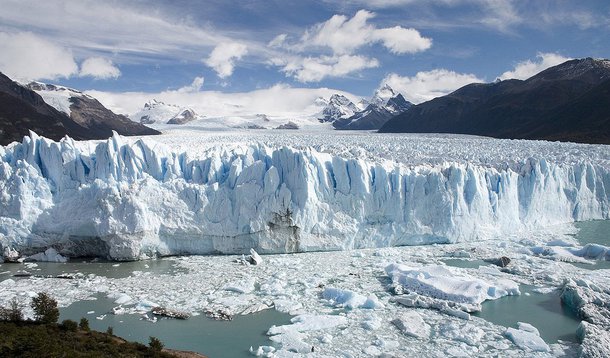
top-left (0, 129), bottom-right (609, 357)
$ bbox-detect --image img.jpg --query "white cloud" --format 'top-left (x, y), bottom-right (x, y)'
top-left (204, 43), bottom-right (248, 78)
top-left (299, 10), bottom-right (431, 55)
top-left (86, 84), bottom-right (358, 119)
top-left (0, 32), bottom-right (78, 81)
top-left (280, 55), bottom-right (379, 82)
top-left (177, 76), bottom-right (205, 93)
top-left (270, 9), bottom-right (430, 82)
top-left (79, 57), bottom-right (121, 79)
top-left (382, 69), bottom-right (483, 103)
top-left (371, 26), bottom-right (433, 54)
top-left (498, 52), bottom-right (572, 80)
top-left (268, 34), bottom-right (288, 48)
top-left (480, 0), bottom-right (522, 33)
top-left (0, 0), bottom-right (260, 64)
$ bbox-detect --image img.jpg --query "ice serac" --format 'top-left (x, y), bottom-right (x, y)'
top-left (0, 133), bottom-right (609, 260)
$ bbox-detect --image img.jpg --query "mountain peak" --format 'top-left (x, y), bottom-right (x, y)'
top-left (371, 84), bottom-right (397, 106)
top-left (167, 108), bottom-right (200, 125)
top-left (529, 57), bottom-right (610, 84)
top-left (319, 94), bottom-right (359, 122)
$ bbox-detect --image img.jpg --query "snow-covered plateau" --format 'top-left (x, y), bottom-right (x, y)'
top-left (0, 129), bottom-right (608, 261)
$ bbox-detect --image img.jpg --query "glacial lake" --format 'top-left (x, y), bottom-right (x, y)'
top-left (443, 257), bottom-right (582, 344)
top-left (571, 219), bottom-right (610, 270)
top-left (573, 219), bottom-right (610, 246)
top-left (1, 219), bottom-right (607, 354)
top-left (0, 258), bottom-right (292, 357)
top-left (474, 285), bottom-right (581, 343)
top-left (59, 296), bottom-right (292, 358)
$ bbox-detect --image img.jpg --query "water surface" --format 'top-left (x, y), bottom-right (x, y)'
top-left (60, 295), bottom-right (292, 357)
top-left (475, 285), bottom-right (581, 343)
top-left (570, 220), bottom-right (610, 270)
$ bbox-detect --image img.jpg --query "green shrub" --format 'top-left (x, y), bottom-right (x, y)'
top-left (31, 293), bottom-right (59, 324)
top-left (106, 326), bottom-right (113, 335)
top-left (149, 336), bottom-right (164, 351)
top-left (0, 298), bottom-right (24, 322)
top-left (79, 317), bottom-right (90, 331)
top-left (61, 319), bottom-right (78, 332)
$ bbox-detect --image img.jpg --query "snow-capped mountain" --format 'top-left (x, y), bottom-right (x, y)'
top-left (25, 80), bottom-right (159, 138)
top-left (167, 108), bottom-right (202, 125)
top-left (370, 84), bottom-right (397, 106)
top-left (385, 93), bottom-right (412, 114)
top-left (323, 85), bottom-right (413, 130)
top-left (131, 99), bottom-right (182, 124)
top-left (25, 82), bottom-right (90, 115)
top-left (131, 99), bottom-right (203, 125)
top-left (332, 104), bottom-right (394, 130)
top-left (318, 94), bottom-right (360, 123)
top-left (0, 73), bottom-right (158, 145)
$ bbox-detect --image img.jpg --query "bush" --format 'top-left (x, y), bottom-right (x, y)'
top-left (60, 319), bottom-right (78, 332)
top-left (106, 326), bottom-right (113, 335)
top-left (31, 292), bottom-right (59, 324)
top-left (149, 336), bottom-right (164, 351)
top-left (79, 318), bottom-right (90, 331)
top-left (0, 298), bottom-right (24, 322)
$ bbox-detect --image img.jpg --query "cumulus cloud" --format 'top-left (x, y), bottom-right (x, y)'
top-left (204, 43), bottom-right (248, 78)
top-left (497, 52), bottom-right (572, 80)
top-left (279, 54), bottom-right (379, 82)
top-left (300, 10), bottom-right (431, 55)
top-left (371, 26), bottom-right (433, 54)
top-left (0, 32), bottom-right (78, 81)
top-left (177, 76), bottom-right (204, 93)
top-left (382, 69), bottom-right (483, 103)
top-left (79, 57), bottom-right (121, 79)
top-left (271, 9), bottom-right (430, 82)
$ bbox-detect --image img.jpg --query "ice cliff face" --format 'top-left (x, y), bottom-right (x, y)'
top-left (0, 132), bottom-right (608, 260)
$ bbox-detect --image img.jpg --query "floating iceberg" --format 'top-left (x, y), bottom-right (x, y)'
top-left (0, 132), bottom-right (608, 260)
top-left (386, 263), bottom-right (520, 311)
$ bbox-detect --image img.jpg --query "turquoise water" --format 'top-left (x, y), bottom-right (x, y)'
top-left (572, 220), bottom-right (610, 246)
top-left (442, 261), bottom-right (581, 343)
top-left (570, 220), bottom-right (610, 270)
top-left (442, 258), bottom-right (490, 269)
top-left (0, 258), bottom-right (291, 357)
top-left (0, 258), bottom-right (187, 280)
top-left (475, 286), bottom-right (581, 343)
top-left (59, 295), bottom-right (292, 358)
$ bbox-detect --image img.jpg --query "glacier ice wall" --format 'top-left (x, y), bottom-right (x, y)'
top-left (0, 132), bottom-right (609, 260)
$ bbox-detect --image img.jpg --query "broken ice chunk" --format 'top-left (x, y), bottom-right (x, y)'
top-left (504, 323), bottom-right (549, 352)
top-left (391, 311), bottom-right (430, 339)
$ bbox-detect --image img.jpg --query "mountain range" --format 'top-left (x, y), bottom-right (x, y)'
top-left (318, 85), bottom-right (413, 130)
top-left (0, 72), bottom-right (159, 146)
top-left (380, 58), bottom-right (610, 144)
top-left (2, 58), bottom-right (609, 145)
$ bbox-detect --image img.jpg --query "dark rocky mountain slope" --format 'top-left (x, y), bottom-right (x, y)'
top-left (0, 72), bottom-right (159, 146)
top-left (380, 58), bottom-right (610, 144)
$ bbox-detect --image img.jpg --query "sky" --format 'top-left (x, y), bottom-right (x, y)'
top-left (1, 0), bottom-right (609, 116)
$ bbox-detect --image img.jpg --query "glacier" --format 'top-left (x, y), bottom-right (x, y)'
top-left (0, 131), bottom-right (609, 260)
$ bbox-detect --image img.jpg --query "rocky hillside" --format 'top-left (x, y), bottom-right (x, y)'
top-left (0, 73), bottom-right (159, 146)
top-left (380, 58), bottom-right (610, 144)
